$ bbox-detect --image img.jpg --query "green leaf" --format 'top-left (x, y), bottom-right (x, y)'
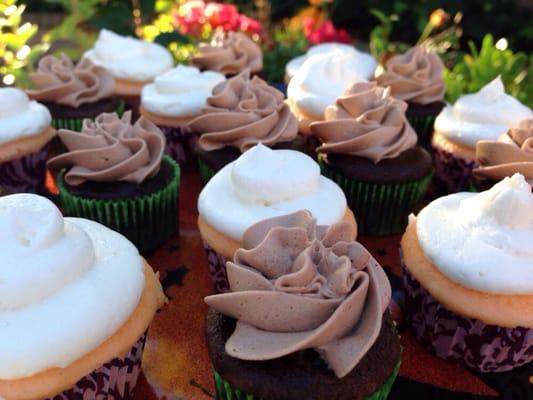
top-left (154, 31), bottom-right (192, 46)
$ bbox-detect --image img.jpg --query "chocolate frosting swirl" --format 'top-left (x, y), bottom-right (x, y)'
top-left (47, 111), bottom-right (165, 186)
top-left (27, 54), bottom-right (114, 107)
top-left (205, 210), bottom-right (391, 379)
top-left (376, 46), bottom-right (444, 104)
top-left (310, 81), bottom-right (417, 163)
top-left (474, 119), bottom-right (533, 183)
top-left (189, 70), bottom-right (298, 152)
top-left (192, 31), bottom-right (262, 75)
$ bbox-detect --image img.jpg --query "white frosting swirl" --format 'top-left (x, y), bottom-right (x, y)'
top-left (285, 43), bottom-right (376, 81)
top-left (141, 65), bottom-right (225, 118)
top-left (198, 144), bottom-right (347, 240)
top-left (434, 77), bottom-right (533, 148)
top-left (0, 194), bottom-right (145, 379)
top-left (417, 173), bottom-right (533, 294)
top-left (0, 88), bottom-right (51, 144)
top-left (287, 50), bottom-right (376, 119)
top-left (84, 29), bottom-right (173, 81)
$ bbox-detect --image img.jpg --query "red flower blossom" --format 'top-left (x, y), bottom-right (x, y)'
top-left (303, 18), bottom-right (351, 45)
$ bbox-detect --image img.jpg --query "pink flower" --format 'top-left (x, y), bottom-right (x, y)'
top-left (239, 15), bottom-right (262, 35)
top-left (305, 19), bottom-right (351, 45)
top-left (205, 3), bottom-right (240, 31)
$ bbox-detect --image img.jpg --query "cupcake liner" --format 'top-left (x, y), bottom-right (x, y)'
top-left (57, 156), bottom-right (180, 254)
top-left (432, 144), bottom-right (476, 194)
top-left (213, 359), bottom-right (401, 400)
top-left (405, 110), bottom-right (437, 150)
top-left (401, 256), bottom-right (533, 372)
top-left (51, 101), bottom-right (125, 131)
top-left (198, 159), bottom-right (217, 187)
top-left (0, 146), bottom-right (48, 195)
top-left (202, 241), bottom-right (230, 293)
top-left (320, 161), bottom-right (432, 235)
top-left (157, 124), bottom-right (198, 166)
top-left (48, 333), bottom-right (146, 399)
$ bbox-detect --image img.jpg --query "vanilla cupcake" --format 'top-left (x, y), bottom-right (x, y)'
top-left (0, 88), bottom-right (54, 194)
top-left (401, 174), bottom-right (533, 371)
top-left (198, 143), bottom-right (357, 292)
top-left (285, 42), bottom-right (376, 83)
top-left (473, 119), bottom-right (533, 190)
top-left (0, 193), bottom-right (165, 399)
top-left (192, 31), bottom-right (262, 77)
top-left (376, 46), bottom-right (445, 148)
top-left (140, 65), bottom-right (225, 165)
top-left (84, 29), bottom-right (173, 110)
top-left (26, 54), bottom-right (121, 130)
top-left (432, 76), bottom-right (532, 193)
top-left (287, 50), bottom-right (377, 135)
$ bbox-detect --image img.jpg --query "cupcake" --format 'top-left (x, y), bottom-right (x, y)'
top-left (432, 76), bottom-right (532, 193)
top-left (376, 46), bottom-right (445, 148)
top-left (285, 42), bottom-right (376, 84)
top-left (140, 65), bottom-right (225, 166)
top-left (473, 119), bottom-right (533, 190)
top-left (198, 143), bottom-right (357, 292)
top-left (26, 54), bottom-right (122, 130)
top-left (401, 173), bottom-right (533, 371)
top-left (188, 70), bottom-right (302, 185)
top-left (287, 48), bottom-right (377, 136)
top-left (205, 210), bottom-right (401, 400)
top-left (84, 29), bottom-right (173, 111)
top-left (47, 111), bottom-right (180, 253)
top-left (191, 31), bottom-right (262, 77)
top-left (0, 193), bottom-right (166, 399)
top-left (310, 81), bottom-right (432, 236)
top-left (0, 88), bottom-right (55, 194)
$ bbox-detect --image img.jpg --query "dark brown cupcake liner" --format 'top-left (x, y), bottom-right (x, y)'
top-left (432, 143), bottom-right (477, 194)
top-left (0, 146), bottom-right (48, 195)
top-left (401, 255), bottom-right (533, 372)
top-left (47, 333), bottom-right (146, 399)
top-left (156, 124), bottom-right (198, 167)
top-left (202, 241), bottom-right (230, 293)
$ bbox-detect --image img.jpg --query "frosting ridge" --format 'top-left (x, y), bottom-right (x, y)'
top-left (205, 210), bottom-right (391, 378)
top-left (47, 111), bottom-right (165, 186)
top-left (376, 46), bottom-right (444, 104)
top-left (27, 54), bottom-right (115, 107)
top-left (310, 81), bottom-right (417, 162)
top-left (190, 70), bottom-right (298, 152)
top-left (192, 31), bottom-right (262, 75)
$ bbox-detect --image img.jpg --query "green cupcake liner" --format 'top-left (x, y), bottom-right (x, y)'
top-left (51, 100), bottom-right (125, 131)
top-left (405, 111), bottom-right (437, 151)
top-left (57, 155), bottom-right (180, 253)
top-left (320, 160), bottom-right (432, 236)
top-left (213, 359), bottom-right (401, 400)
top-left (198, 158), bottom-right (217, 186)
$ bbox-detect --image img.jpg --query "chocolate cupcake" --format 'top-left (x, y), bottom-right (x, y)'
top-left (0, 88), bottom-right (55, 194)
top-left (401, 173), bottom-right (533, 372)
top-left (376, 46), bottom-right (445, 149)
top-left (432, 76), bottom-right (532, 193)
top-left (47, 111), bottom-right (180, 253)
top-left (311, 81), bottom-right (432, 236)
top-left (188, 70), bottom-right (303, 185)
top-left (473, 119), bottom-right (533, 191)
top-left (26, 54), bottom-right (122, 130)
top-left (140, 65), bottom-right (225, 166)
top-left (205, 210), bottom-right (401, 400)
top-left (197, 143), bottom-right (357, 292)
top-left (191, 31), bottom-right (262, 77)
top-left (0, 193), bottom-right (165, 399)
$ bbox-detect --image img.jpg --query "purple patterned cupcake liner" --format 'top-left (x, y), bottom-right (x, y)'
top-left (157, 124), bottom-right (198, 167)
top-left (47, 333), bottom-right (146, 400)
top-left (0, 146), bottom-right (48, 195)
top-left (432, 144), bottom-right (476, 194)
top-left (400, 254), bottom-right (533, 372)
top-left (202, 241), bottom-right (230, 293)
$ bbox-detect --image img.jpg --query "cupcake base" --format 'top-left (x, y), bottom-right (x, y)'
top-left (48, 333), bottom-right (146, 399)
top-left (202, 241), bottom-right (230, 293)
top-left (401, 259), bottom-right (533, 372)
top-left (432, 138), bottom-right (477, 194)
top-left (57, 156), bottom-right (180, 254)
top-left (158, 125), bottom-right (198, 167)
top-left (0, 146), bottom-right (48, 195)
top-left (405, 101), bottom-right (444, 150)
top-left (206, 309), bottom-right (401, 400)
